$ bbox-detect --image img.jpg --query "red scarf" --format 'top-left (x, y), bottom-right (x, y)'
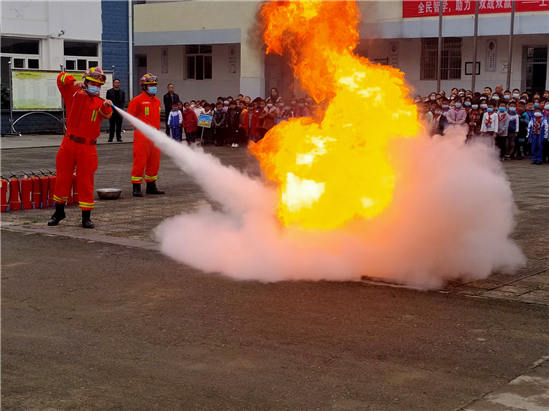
top-left (485, 113), bottom-right (493, 128)
top-left (533, 117), bottom-right (541, 135)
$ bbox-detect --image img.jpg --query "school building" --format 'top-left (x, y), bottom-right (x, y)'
top-left (1, 0), bottom-right (131, 134)
top-left (133, 0), bottom-right (549, 102)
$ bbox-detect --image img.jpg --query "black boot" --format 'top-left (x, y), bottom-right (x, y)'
top-left (133, 183), bottom-right (143, 197)
top-left (82, 210), bottom-right (94, 229)
top-left (47, 203), bottom-right (66, 226)
top-left (146, 181), bottom-right (165, 194)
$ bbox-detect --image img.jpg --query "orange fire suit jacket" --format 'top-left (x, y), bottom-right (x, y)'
top-left (58, 72), bottom-right (113, 140)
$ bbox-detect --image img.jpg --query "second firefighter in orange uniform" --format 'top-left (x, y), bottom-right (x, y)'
top-left (128, 73), bottom-right (165, 197)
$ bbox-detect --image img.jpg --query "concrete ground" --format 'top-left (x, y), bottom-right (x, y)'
top-left (2, 134), bottom-right (549, 410)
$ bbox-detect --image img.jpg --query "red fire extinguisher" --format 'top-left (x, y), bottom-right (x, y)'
top-left (72, 173), bottom-right (79, 205)
top-left (9, 173), bottom-right (21, 211)
top-left (1, 175), bottom-right (9, 212)
top-left (38, 169), bottom-right (49, 207)
top-left (47, 169), bottom-right (57, 207)
top-left (30, 170), bottom-right (42, 209)
top-left (20, 171), bottom-right (33, 210)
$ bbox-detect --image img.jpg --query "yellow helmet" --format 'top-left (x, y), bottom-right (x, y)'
top-left (82, 67), bottom-right (106, 85)
top-left (140, 73), bottom-right (158, 86)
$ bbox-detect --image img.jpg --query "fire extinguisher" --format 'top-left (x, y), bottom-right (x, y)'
top-left (20, 171), bottom-right (33, 210)
top-left (38, 169), bottom-right (49, 207)
top-left (1, 175), bottom-right (9, 212)
top-left (9, 173), bottom-right (21, 211)
top-left (72, 173), bottom-right (79, 205)
top-left (47, 169), bottom-right (57, 207)
top-left (30, 170), bottom-right (42, 209)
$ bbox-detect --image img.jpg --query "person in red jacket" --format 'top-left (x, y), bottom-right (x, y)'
top-left (127, 73), bottom-right (164, 197)
top-left (48, 67), bottom-right (113, 229)
top-left (182, 102), bottom-right (198, 144)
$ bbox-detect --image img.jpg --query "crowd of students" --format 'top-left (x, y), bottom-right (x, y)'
top-left (416, 86), bottom-right (549, 165)
top-left (165, 87), bottom-right (321, 148)
top-left (166, 85), bottom-right (549, 165)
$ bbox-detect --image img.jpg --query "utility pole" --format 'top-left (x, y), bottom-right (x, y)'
top-left (506, 0), bottom-right (516, 90)
top-left (437, 0), bottom-right (443, 92)
top-left (471, 0), bottom-right (479, 92)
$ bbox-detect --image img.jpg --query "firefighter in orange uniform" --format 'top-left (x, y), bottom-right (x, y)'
top-left (128, 73), bottom-right (165, 197)
top-left (48, 67), bottom-right (113, 229)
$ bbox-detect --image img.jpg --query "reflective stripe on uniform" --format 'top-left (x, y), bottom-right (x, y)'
top-left (79, 201), bottom-right (94, 208)
top-left (53, 195), bottom-right (68, 203)
top-left (131, 176), bottom-right (143, 182)
top-left (99, 108), bottom-right (112, 119)
top-left (91, 110), bottom-right (97, 121)
top-left (145, 175), bottom-right (158, 181)
top-left (145, 107), bottom-right (149, 116)
top-left (60, 74), bottom-right (67, 85)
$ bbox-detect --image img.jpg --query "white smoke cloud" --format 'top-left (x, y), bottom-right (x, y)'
top-left (116, 108), bottom-right (525, 289)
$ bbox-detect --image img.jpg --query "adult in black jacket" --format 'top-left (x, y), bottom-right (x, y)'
top-left (106, 79), bottom-right (126, 142)
top-left (163, 83), bottom-right (180, 136)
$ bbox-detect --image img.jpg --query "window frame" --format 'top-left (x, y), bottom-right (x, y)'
top-left (63, 41), bottom-right (101, 72)
top-left (1, 37), bottom-right (41, 70)
top-left (420, 37), bottom-right (462, 81)
top-left (185, 45), bottom-right (213, 81)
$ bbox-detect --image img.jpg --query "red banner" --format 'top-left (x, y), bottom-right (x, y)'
top-left (403, 0), bottom-right (549, 18)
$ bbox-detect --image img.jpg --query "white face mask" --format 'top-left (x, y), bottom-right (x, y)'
top-left (480, 103), bottom-right (488, 109)
top-left (284, 106), bottom-right (291, 111)
top-left (267, 103), bottom-right (273, 108)
top-left (493, 95), bottom-right (500, 100)
top-left (278, 102), bottom-right (284, 107)
top-left (224, 101), bottom-right (229, 105)
top-left (472, 104), bottom-right (478, 109)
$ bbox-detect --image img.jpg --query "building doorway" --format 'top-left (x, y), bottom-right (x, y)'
top-left (264, 53), bottom-right (294, 102)
top-left (134, 54), bottom-right (147, 96)
top-left (522, 46), bottom-right (547, 95)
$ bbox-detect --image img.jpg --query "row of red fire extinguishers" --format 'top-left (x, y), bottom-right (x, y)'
top-left (1, 170), bottom-right (80, 212)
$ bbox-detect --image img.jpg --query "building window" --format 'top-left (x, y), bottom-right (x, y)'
top-left (64, 41), bottom-right (99, 71)
top-left (64, 42), bottom-right (98, 57)
top-left (1, 37), bottom-right (41, 69)
top-left (186, 45), bottom-right (212, 80)
top-left (1, 38), bottom-right (39, 55)
top-left (421, 38), bottom-right (462, 80)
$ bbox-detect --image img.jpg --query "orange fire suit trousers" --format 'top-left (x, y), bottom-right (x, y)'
top-left (131, 136), bottom-right (160, 184)
top-left (53, 138), bottom-right (98, 210)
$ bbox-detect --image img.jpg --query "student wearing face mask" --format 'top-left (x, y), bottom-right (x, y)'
top-left (263, 99), bottom-right (277, 133)
top-left (48, 67), bottom-right (113, 229)
top-left (480, 101), bottom-right (498, 147)
top-left (212, 102), bottom-right (227, 146)
top-left (495, 102), bottom-right (510, 161)
top-left (463, 96), bottom-right (473, 114)
top-left (506, 101), bottom-right (519, 159)
top-left (294, 98), bottom-right (310, 118)
top-left (543, 101), bottom-right (549, 163)
top-left (275, 100), bottom-right (286, 120)
top-left (511, 89), bottom-right (520, 102)
top-left (527, 107), bottom-right (548, 165)
top-left (467, 99), bottom-right (483, 141)
top-left (446, 96), bottom-right (467, 134)
top-left (432, 105), bottom-right (444, 136)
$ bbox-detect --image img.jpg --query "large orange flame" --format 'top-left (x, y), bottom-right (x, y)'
top-left (251, 0), bottom-right (421, 230)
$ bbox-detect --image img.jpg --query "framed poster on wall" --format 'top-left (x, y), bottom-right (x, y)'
top-left (486, 39), bottom-right (497, 72)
